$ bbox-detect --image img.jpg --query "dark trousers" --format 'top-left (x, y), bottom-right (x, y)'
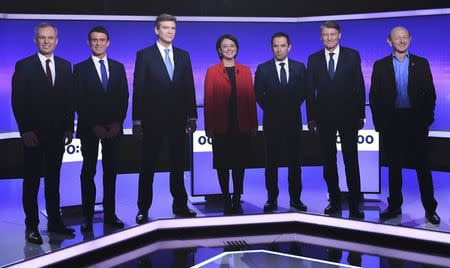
top-left (22, 131), bottom-right (65, 229)
top-left (217, 169), bottom-right (244, 196)
top-left (264, 127), bottom-right (302, 202)
top-left (381, 109), bottom-right (437, 212)
top-left (80, 134), bottom-right (120, 220)
top-left (137, 130), bottom-right (188, 212)
top-left (318, 120), bottom-right (361, 206)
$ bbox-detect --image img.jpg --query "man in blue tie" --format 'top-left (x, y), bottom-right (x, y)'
top-left (306, 21), bottom-right (366, 219)
top-left (132, 14), bottom-right (198, 224)
top-left (254, 32), bottom-right (308, 213)
top-left (74, 26), bottom-right (129, 232)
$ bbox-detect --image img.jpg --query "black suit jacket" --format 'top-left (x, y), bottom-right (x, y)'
top-left (254, 58), bottom-right (307, 130)
top-left (132, 43), bottom-right (197, 130)
top-left (369, 53), bottom-right (436, 132)
top-left (74, 57), bottom-right (129, 138)
top-left (306, 47), bottom-right (365, 124)
top-left (12, 54), bottom-right (74, 135)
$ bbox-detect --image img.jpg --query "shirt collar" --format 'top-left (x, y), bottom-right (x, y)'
top-left (324, 45), bottom-right (340, 56)
top-left (392, 51), bottom-right (410, 60)
top-left (156, 40), bottom-right (173, 53)
top-left (274, 57), bottom-right (289, 66)
top-left (37, 52), bottom-right (54, 64)
top-left (91, 54), bottom-right (108, 63)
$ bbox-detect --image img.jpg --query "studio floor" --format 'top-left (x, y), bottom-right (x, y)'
top-left (1, 165), bottom-right (449, 267)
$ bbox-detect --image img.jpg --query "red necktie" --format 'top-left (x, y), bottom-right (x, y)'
top-left (46, 59), bottom-right (53, 87)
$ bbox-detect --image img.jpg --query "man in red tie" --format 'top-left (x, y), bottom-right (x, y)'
top-left (12, 22), bottom-right (75, 244)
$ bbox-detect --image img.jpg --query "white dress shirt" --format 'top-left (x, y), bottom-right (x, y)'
top-left (324, 45), bottom-right (340, 71)
top-left (37, 52), bottom-right (55, 85)
top-left (274, 57), bottom-right (289, 83)
top-left (91, 55), bottom-right (109, 82)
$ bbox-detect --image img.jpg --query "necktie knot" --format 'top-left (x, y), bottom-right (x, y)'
top-left (46, 59), bottom-right (51, 64)
top-left (164, 48), bottom-right (170, 54)
top-left (99, 59), bottom-right (104, 65)
top-left (279, 62), bottom-right (285, 68)
top-left (329, 52), bottom-right (334, 58)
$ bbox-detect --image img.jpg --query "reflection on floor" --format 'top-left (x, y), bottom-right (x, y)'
top-left (0, 164), bottom-right (449, 266)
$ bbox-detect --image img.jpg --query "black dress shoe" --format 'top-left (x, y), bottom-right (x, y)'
top-left (47, 222), bottom-right (75, 235)
top-left (173, 207), bottom-right (197, 217)
top-left (425, 211), bottom-right (441, 225)
top-left (25, 228), bottom-right (43, 245)
top-left (290, 201), bottom-right (307, 212)
top-left (380, 207), bottom-right (402, 220)
top-left (136, 211), bottom-right (149, 225)
top-left (81, 219), bottom-right (93, 233)
top-left (104, 216), bottom-right (125, 229)
top-left (349, 208), bottom-right (365, 219)
top-left (324, 202), bottom-right (341, 215)
top-left (263, 200), bottom-right (277, 212)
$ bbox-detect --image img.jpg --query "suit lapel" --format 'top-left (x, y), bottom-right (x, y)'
top-left (88, 58), bottom-right (104, 91)
top-left (333, 48), bottom-right (345, 80)
top-left (217, 61), bottom-right (230, 83)
top-left (151, 44), bottom-right (172, 83)
top-left (172, 47), bottom-right (180, 83)
top-left (408, 54), bottom-right (416, 97)
top-left (270, 59), bottom-right (282, 87)
top-left (287, 59), bottom-right (295, 86)
top-left (33, 54), bottom-right (50, 86)
top-left (319, 52), bottom-right (331, 81)
top-left (385, 55), bottom-right (397, 91)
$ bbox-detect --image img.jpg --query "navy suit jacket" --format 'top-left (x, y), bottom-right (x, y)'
top-left (254, 58), bottom-right (307, 130)
top-left (132, 43), bottom-right (197, 131)
top-left (12, 53), bottom-right (74, 136)
top-left (74, 57), bottom-right (129, 138)
top-left (369, 53), bottom-right (436, 132)
top-left (306, 46), bottom-right (365, 124)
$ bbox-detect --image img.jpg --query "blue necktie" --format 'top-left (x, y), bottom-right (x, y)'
top-left (99, 59), bottom-right (108, 91)
top-left (164, 48), bottom-right (174, 80)
top-left (279, 62), bottom-right (287, 87)
top-left (328, 52), bottom-right (335, 80)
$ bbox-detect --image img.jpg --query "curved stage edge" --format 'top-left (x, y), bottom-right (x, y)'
top-left (8, 212), bottom-right (450, 267)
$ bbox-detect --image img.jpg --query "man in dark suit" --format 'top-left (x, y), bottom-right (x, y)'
top-left (255, 32), bottom-right (307, 213)
top-left (12, 23), bottom-right (75, 244)
top-left (132, 14), bottom-right (198, 224)
top-left (306, 21), bottom-right (365, 218)
top-left (74, 26), bottom-right (129, 232)
top-left (369, 26), bottom-right (440, 224)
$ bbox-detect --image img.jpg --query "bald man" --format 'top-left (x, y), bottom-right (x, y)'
top-left (369, 26), bottom-right (440, 224)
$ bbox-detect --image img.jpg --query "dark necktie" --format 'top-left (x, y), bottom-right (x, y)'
top-left (328, 52), bottom-right (335, 80)
top-left (45, 59), bottom-right (53, 87)
top-left (279, 62), bottom-right (287, 87)
top-left (99, 59), bottom-right (108, 91)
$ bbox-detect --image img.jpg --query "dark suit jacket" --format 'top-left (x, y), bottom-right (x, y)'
top-left (132, 43), bottom-right (197, 130)
top-left (254, 58), bottom-right (307, 131)
top-left (12, 54), bottom-right (74, 136)
top-left (204, 61), bottom-right (257, 135)
top-left (369, 53), bottom-right (436, 132)
top-left (74, 57), bottom-right (129, 138)
top-left (306, 47), bottom-right (365, 124)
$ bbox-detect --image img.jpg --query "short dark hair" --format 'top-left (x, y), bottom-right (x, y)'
top-left (216, 34), bottom-right (239, 60)
top-left (320, 21), bottom-right (341, 33)
top-left (155, 13), bottom-right (177, 29)
top-left (34, 22), bottom-right (58, 38)
top-left (271, 32), bottom-right (290, 46)
top-left (88, 26), bottom-right (109, 41)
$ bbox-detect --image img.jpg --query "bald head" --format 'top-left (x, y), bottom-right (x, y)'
top-left (387, 26), bottom-right (411, 55)
top-left (388, 26), bottom-right (410, 41)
